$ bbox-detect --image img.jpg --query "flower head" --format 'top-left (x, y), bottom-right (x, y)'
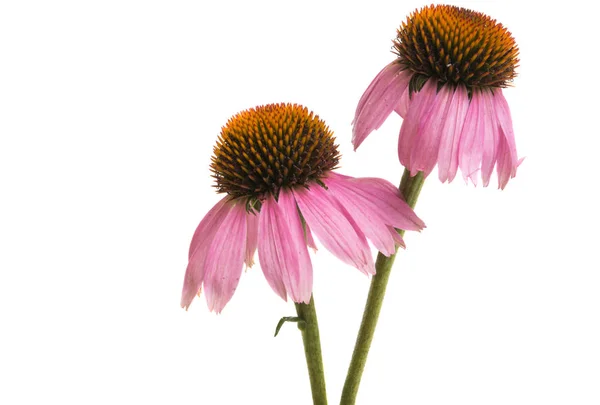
top-left (353, 5), bottom-right (521, 188)
top-left (183, 103), bottom-right (425, 313)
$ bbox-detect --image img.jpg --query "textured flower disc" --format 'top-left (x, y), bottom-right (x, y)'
top-left (394, 4), bottom-right (519, 91)
top-left (211, 103), bottom-right (340, 199)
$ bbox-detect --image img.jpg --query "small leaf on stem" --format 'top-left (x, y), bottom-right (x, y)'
top-left (274, 316), bottom-right (306, 336)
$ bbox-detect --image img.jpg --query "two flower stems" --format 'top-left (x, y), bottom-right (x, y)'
top-left (296, 169), bottom-right (425, 405)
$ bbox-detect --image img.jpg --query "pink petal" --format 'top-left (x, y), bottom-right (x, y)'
top-left (437, 85), bottom-right (469, 183)
top-left (352, 62), bottom-right (411, 150)
top-left (278, 190), bottom-right (313, 303)
top-left (409, 84), bottom-right (453, 178)
top-left (188, 197), bottom-right (230, 259)
top-left (326, 173), bottom-right (425, 231)
top-left (245, 210), bottom-right (259, 267)
top-left (325, 176), bottom-right (397, 256)
top-left (257, 197), bottom-right (287, 301)
top-left (293, 184), bottom-right (375, 275)
top-left (480, 90), bottom-right (500, 187)
top-left (203, 202), bottom-right (248, 313)
top-left (493, 90), bottom-right (520, 189)
top-left (258, 192), bottom-right (313, 303)
top-left (495, 135), bottom-right (512, 190)
top-left (393, 79), bottom-right (411, 118)
top-left (458, 91), bottom-right (485, 186)
top-left (181, 197), bottom-right (232, 309)
top-left (398, 79), bottom-right (438, 174)
top-left (388, 225), bottom-right (406, 249)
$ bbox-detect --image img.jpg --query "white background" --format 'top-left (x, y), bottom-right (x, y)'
top-left (1, 1), bottom-right (598, 404)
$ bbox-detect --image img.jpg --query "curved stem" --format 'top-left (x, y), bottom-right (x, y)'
top-left (340, 170), bottom-right (425, 405)
top-left (296, 296), bottom-right (328, 405)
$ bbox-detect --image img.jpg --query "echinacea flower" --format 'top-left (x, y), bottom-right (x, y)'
top-left (182, 103), bottom-right (425, 313)
top-left (352, 5), bottom-right (521, 189)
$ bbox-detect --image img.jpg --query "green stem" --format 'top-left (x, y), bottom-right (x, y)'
top-left (296, 296), bottom-right (328, 405)
top-left (340, 169), bottom-right (425, 405)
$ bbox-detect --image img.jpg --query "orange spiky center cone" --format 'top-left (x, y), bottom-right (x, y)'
top-left (211, 103), bottom-right (340, 199)
top-left (394, 4), bottom-right (519, 91)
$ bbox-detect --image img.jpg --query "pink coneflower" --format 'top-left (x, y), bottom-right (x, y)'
top-left (352, 5), bottom-right (521, 189)
top-left (182, 103), bottom-right (425, 313)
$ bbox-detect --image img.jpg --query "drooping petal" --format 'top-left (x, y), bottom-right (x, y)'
top-left (355, 177), bottom-right (424, 231)
top-left (258, 192), bottom-right (313, 303)
top-left (325, 176), bottom-right (397, 256)
top-left (278, 190), bottom-right (313, 303)
top-left (188, 197), bottom-right (230, 259)
top-left (493, 89), bottom-right (520, 189)
top-left (257, 196), bottom-right (288, 301)
top-left (495, 135), bottom-right (512, 190)
top-left (326, 173), bottom-right (425, 237)
top-left (409, 84), bottom-right (453, 177)
top-left (398, 79), bottom-right (438, 173)
top-left (245, 210), bottom-right (259, 267)
top-left (293, 184), bottom-right (375, 275)
top-left (203, 202), bottom-right (248, 313)
top-left (480, 90), bottom-right (500, 187)
top-left (181, 197), bottom-right (232, 309)
top-left (458, 91), bottom-right (485, 186)
top-left (353, 62), bottom-right (408, 122)
top-left (352, 62), bottom-right (411, 150)
top-left (437, 85), bottom-right (469, 183)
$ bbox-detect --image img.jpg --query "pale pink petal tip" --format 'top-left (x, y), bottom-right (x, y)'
top-left (304, 220), bottom-right (318, 252)
top-left (388, 225), bottom-right (406, 249)
top-left (352, 62), bottom-right (411, 150)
